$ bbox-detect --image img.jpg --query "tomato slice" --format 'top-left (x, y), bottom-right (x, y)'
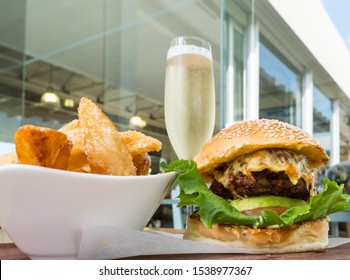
top-left (243, 207), bottom-right (288, 216)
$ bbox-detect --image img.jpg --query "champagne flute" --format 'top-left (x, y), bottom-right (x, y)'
top-left (164, 36), bottom-right (215, 161)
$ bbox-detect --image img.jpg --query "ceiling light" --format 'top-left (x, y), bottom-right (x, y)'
top-left (64, 98), bottom-right (75, 108)
top-left (129, 115), bottom-right (147, 129)
top-left (41, 90), bottom-right (61, 108)
top-left (40, 64), bottom-right (61, 108)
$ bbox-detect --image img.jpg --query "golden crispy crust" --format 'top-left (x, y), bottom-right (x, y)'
top-left (184, 215), bottom-right (329, 253)
top-left (15, 125), bottom-right (72, 170)
top-left (59, 119), bottom-right (89, 171)
top-left (120, 130), bottom-right (162, 155)
top-left (193, 119), bottom-right (329, 179)
top-left (78, 97), bottom-right (136, 176)
top-left (133, 153), bottom-right (151, 176)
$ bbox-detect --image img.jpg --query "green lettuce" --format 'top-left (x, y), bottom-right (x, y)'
top-left (161, 160), bottom-right (350, 229)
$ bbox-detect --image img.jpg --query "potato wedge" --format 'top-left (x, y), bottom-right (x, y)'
top-left (121, 130), bottom-right (162, 155)
top-left (78, 97), bottom-right (136, 176)
top-left (15, 125), bottom-right (72, 170)
top-left (59, 119), bottom-right (162, 174)
top-left (133, 153), bottom-right (151, 175)
top-left (59, 119), bottom-right (89, 171)
top-left (0, 153), bottom-right (17, 166)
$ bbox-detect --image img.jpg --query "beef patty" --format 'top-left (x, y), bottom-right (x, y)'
top-left (210, 169), bottom-right (310, 201)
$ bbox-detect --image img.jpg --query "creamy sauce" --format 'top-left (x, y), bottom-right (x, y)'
top-left (214, 149), bottom-right (314, 193)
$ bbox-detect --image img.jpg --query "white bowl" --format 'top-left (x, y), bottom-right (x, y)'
top-left (0, 164), bottom-right (177, 259)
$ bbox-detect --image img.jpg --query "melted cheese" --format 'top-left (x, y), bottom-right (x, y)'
top-left (214, 149), bottom-right (314, 193)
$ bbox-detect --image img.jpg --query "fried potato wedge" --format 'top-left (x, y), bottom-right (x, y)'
top-left (133, 153), bottom-right (151, 176)
top-left (78, 97), bottom-right (136, 176)
top-left (59, 119), bottom-right (89, 171)
top-left (0, 153), bottom-right (17, 166)
top-left (15, 125), bottom-right (72, 170)
top-left (121, 130), bottom-right (162, 155)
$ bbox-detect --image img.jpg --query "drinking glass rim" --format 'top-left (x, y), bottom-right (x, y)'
top-left (169, 36), bottom-right (211, 50)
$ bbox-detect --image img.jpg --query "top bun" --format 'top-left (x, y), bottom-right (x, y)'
top-left (193, 119), bottom-right (329, 179)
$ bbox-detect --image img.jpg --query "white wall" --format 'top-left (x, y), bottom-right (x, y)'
top-left (268, 0), bottom-right (350, 98)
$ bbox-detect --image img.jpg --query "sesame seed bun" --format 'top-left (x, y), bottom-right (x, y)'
top-left (184, 214), bottom-right (329, 253)
top-left (193, 119), bottom-right (329, 180)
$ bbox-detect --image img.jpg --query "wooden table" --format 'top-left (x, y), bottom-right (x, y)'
top-left (1, 241), bottom-right (350, 260)
top-left (0, 243), bottom-right (30, 260)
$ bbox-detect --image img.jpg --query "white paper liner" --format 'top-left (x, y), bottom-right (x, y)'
top-left (77, 225), bottom-right (350, 260)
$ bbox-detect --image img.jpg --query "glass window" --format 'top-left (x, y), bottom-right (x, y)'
top-left (233, 30), bottom-right (244, 121)
top-left (222, 0), bottom-right (249, 125)
top-left (0, 0), bottom-right (222, 162)
top-left (313, 86), bottom-right (331, 156)
top-left (340, 105), bottom-right (350, 162)
top-left (0, 0), bottom-right (26, 152)
top-left (0, 0), bottom-right (222, 229)
top-left (259, 41), bottom-right (302, 126)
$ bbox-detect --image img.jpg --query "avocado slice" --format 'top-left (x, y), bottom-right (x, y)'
top-left (230, 196), bottom-right (307, 212)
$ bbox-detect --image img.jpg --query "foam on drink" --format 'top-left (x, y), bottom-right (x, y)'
top-left (167, 44), bottom-right (212, 61)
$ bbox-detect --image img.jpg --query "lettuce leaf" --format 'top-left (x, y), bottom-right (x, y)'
top-left (161, 160), bottom-right (350, 229)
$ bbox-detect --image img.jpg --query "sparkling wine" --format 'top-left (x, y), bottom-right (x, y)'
top-left (164, 41), bottom-right (215, 160)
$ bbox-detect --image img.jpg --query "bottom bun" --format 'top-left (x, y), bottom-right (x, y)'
top-left (184, 214), bottom-right (329, 253)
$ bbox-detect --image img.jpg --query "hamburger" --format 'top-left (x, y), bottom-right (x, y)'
top-left (162, 119), bottom-right (350, 253)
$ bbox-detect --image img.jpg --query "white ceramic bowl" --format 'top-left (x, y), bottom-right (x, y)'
top-left (0, 164), bottom-right (177, 259)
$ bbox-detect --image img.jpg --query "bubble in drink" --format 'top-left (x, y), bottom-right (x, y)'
top-left (164, 43), bottom-right (215, 160)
